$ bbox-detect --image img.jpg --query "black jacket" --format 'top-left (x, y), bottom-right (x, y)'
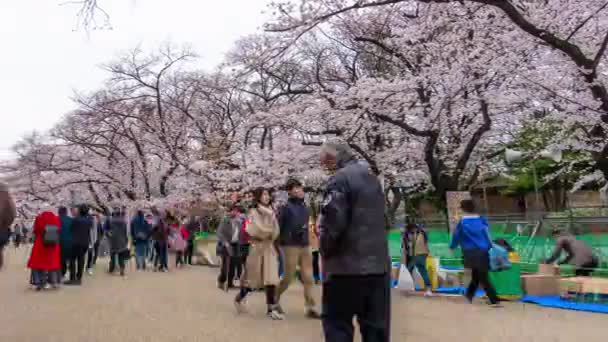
top-left (278, 197), bottom-right (309, 247)
top-left (319, 159), bottom-right (390, 277)
top-left (71, 215), bottom-right (93, 248)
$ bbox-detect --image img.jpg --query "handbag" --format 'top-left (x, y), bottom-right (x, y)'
top-left (43, 224), bottom-right (60, 246)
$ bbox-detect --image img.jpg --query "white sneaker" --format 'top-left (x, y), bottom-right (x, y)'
top-left (267, 308), bottom-right (285, 320)
top-left (43, 284), bottom-right (51, 290)
top-left (424, 289), bottom-right (434, 297)
top-left (87, 269), bottom-right (94, 276)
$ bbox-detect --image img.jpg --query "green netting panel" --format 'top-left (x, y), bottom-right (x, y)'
top-left (388, 227), bottom-right (608, 277)
top-left (489, 263), bottom-right (523, 298)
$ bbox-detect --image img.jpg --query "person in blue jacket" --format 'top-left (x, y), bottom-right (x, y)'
top-left (131, 210), bottom-right (151, 271)
top-left (449, 199), bottom-right (500, 307)
top-left (58, 206), bottom-right (73, 280)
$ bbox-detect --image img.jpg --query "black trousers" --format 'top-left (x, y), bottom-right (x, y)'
top-left (61, 248), bottom-right (72, 277)
top-left (176, 251), bottom-right (184, 267)
top-left (463, 249), bottom-right (499, 305)
top-left (575, 258), bottom-right (599, 277)
top-left (237, 285), bottom-right (277, 307)
top-left (466, 268), bottom-right (499, 304)
top-left (218, 255), bottom-right (242, 286)
top-left (322, 274), bottom-right (391, 342)
top-left (185, 240), bottom-right (194, 265)
top-left (109, 250), bottom-right (128, 273)
top-left (69, 245), bottom-right (88, 281)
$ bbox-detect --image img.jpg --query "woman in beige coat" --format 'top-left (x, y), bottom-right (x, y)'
top-left (234, 187), bottom-right (283, 320)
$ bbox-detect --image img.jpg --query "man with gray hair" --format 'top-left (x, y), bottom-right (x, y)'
top-left (0, 182), bottom-right (16, 269)
top-left (318, 142), bottom-right (391, 342)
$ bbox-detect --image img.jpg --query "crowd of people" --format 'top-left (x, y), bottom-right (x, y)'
top-left (4, 142), bottom-right (601, 342)
top-left (10, 203), bottom-right (198, 290)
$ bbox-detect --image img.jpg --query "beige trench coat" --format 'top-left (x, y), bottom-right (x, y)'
top-left (242, 240), bottom-right (280, 288)
top-left (241, 206), bottom-right (280, 288)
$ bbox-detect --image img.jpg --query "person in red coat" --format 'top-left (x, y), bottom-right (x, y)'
top-left (28, 210), bottom-right (62, 290)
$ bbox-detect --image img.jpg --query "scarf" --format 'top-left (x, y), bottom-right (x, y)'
top-left (246, 205), bottom-right (279, 241)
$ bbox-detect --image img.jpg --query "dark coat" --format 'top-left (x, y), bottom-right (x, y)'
top-left (319, 159), bottom-right (390, 277)
top-left (59, 214), bottom-right (73, 251)
top-left (104, 216), bottom-right (129, 253)
top-left (131, 215), bottom-right (151, 245)
top-left (277, 198), bottom-right (309, 247)
top-left (71, 215), bottom-right (93, 248)
top-left (0, 183), bottom-right (16, 244)
top-left (151, 219), bottom-right (169, 243)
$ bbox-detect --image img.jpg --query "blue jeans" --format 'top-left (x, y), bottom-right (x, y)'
top-left (407, 255), bottom-right (431, 289)
top-left (134, 242), bottom-right (147, 270)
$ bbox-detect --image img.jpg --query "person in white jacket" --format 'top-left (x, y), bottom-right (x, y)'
top-left (85, 214), bottom-right (100, 275)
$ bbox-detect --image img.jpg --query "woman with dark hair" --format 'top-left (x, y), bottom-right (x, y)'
top-left (449, 199), bottom-right (500, 307)
top-left (234, 187), bottom-right (283, 320)
top-left (131, 210), bottom-right (151, 271)
top-left (104, 208), bottom-right (129, 277)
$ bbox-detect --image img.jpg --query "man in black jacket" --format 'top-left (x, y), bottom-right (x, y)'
top-left (66, 204), bottom-right (93, 285)
top-left (318, 142), bottom-right (391, 342)
top-left (276, 178), bottom-right (320, 319)
top-left (0, 182), bottom-right (16, 270)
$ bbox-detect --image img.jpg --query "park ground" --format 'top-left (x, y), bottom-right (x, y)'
top-left (0, 247), bottom-right (605, 342)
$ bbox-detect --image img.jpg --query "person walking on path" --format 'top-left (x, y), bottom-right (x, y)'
top-left (234, 187), bottom-right (284, 320)
top-left (545, 229), bottom-right (598, 276)
top-left (403, 223), bottom-right (433, 296)
top-left (85, 213), bottom-right (100, 275)
top-left (58, 206), bottom-right (73, 280)
top-left (216, 205), bottom-right (244, 289)
top-left (28, 209), bottom-right (62, 290)
top-left (311, 216), bottom-right (321, 285)
top-left (151, 213), bottom-right (170, 272)
top-left (65, 204), bottom-right (92, 285)
top-left (0, 182), bottom-right (16, 270)
top-left (105, 208), bottom-right (129, 277)
top-left (449, 199), bottom-right (500, 307)
top-left (318, 142), bottom-right (391, 342)
top-left (276, 178), bottom-right (320, 319)
top-left (184, 216), bottom-right (198, 265)
top-left (131, 210), bottom-right (151, 271)
top-left (171, 222), bottom-right (188, 268)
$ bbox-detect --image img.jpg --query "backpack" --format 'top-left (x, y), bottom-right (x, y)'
top-left (43, 224), bottom-right (60, 246)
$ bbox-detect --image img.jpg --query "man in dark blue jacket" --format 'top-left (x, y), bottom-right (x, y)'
top-left (276, 178), bottom-right (320, 319)
top-left (318, 142), bottom-right (391, 342)
top-left (66, 204), bottom-right (93, 285)
top-left (58, 206), bottom-right (73, 280)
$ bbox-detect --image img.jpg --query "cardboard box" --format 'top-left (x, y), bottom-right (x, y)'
top-left (521, 275), bottom-right (560, 296)
top-left (538, 264), bottom-right (560, 276)
top-left (560, 277), bottom-right (608, 295)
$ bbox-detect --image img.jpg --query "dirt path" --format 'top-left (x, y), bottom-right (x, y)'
top-left (0, 246), bottom-right (605, 342)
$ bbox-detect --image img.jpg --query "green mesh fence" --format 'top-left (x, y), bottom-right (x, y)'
top-left (388, 226), bottom-right (608, 277)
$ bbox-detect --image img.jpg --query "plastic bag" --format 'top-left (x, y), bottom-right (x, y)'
top-left (398, 264), bottom-right (415, 292)
top-left (489, 243), bottom-right (511, 272)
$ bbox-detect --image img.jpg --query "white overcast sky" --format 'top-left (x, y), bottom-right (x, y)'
top-left (0, 0), bottom-right (271, 160)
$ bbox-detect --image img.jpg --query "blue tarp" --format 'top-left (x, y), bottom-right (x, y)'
top-left (434, 286), bottom-right (485, 296)
top-left (521, 296), bottom-right (608, 314)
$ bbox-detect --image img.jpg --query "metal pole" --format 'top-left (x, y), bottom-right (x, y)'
top-left (482, 180), bottom-right (490, 216)
top-left (532, 163), bottom-right (541, 215)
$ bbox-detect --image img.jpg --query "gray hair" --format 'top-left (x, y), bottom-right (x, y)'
top-left (321, 142), bottom-right (355, 162)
